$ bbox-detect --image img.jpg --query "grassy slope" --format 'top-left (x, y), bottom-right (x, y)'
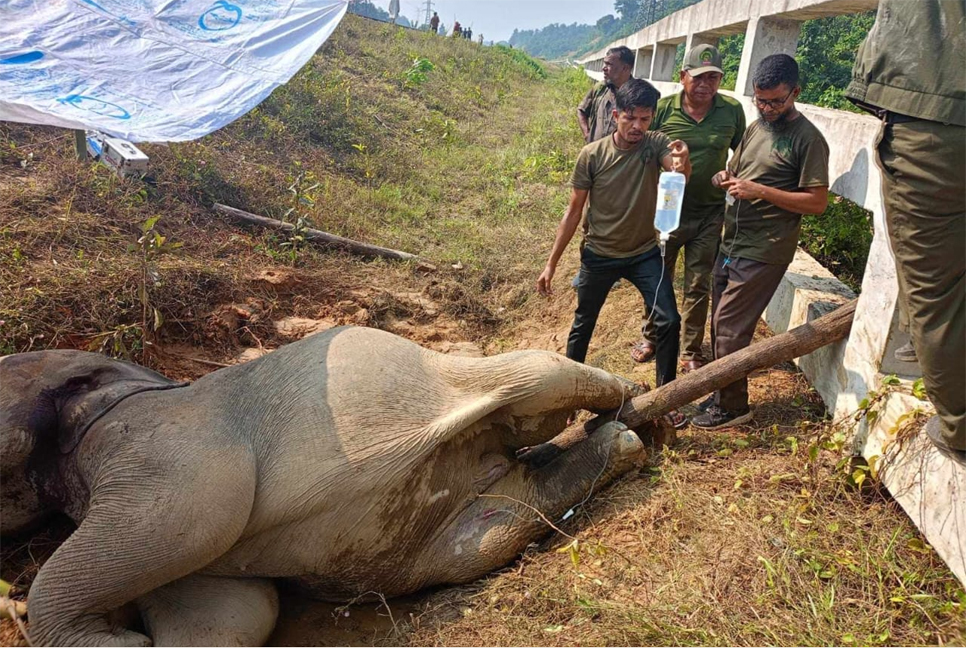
top-left (1, 15), bottom-right (585, 361)
top-left (1, 15), bottom-right (963, 647)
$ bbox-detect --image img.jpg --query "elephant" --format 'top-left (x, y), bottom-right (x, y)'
top-left (1, 325), bottom-right (661, 646)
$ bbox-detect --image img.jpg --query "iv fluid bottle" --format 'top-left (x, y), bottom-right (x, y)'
top-left (654, 171), bottom-right (686, 241)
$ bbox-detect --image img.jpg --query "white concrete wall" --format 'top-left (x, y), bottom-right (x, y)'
top-left (584, 0), bottom-right (965, 587)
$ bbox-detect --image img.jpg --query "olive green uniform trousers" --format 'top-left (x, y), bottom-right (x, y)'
top-left (878, 119), bottom-right (965, 450)
top-left (642, 208), bottom-right (722, 361)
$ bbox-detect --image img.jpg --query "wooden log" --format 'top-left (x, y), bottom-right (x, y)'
top-left (615, 298), bottom-right (857, 430)
top-left (214, 203), bottom-right (420, 262)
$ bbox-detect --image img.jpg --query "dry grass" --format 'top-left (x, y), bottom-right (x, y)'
top-left (1, 14), bottom-right (964, 648)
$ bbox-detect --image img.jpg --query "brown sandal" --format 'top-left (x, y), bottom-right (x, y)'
top-left (664, 409), bottom-right (688, 429)
top-left (630, 340), bottom-right (656, 363)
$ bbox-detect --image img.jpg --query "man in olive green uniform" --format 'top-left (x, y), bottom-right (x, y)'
top-left (634, 45), bottom-right (746, 372)
top-left (846, 0), bottom-right (965, 459)
top-left (577, 46), bottom-right (635, 143)
top-left (692, 54), bottom-right (829, 429)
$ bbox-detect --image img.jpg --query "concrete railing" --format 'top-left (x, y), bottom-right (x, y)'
top-left (578, 0), bottom-right (965, 586)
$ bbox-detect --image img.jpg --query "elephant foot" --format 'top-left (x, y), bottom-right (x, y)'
top-left (139, 574), bottom-right (279, 646)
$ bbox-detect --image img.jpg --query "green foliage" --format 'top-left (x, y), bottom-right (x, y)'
top-left (508, 23), bottom-right (599, 59)
top-left (800, 193), bottom-right (873, 291)
top-left (404, 57), bottom-right (435, 86)
top-left (717, 33), bottom-right (744, 91)
top-left (278, 162), bottom-right (321, 264)
top-left (492, 45), bottom-right (547, 79)
top-left (797, 12), bottom-right (875, 111)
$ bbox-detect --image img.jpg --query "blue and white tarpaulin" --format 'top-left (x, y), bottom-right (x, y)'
top-left (0, 0), bottom-right (348, 141)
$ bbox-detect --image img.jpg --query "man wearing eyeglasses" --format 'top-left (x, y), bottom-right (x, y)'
top-left (692, 54), bottom-right (829, 429)
top-left (631, 45), bottom-right (746, 373)
top-left (845, 0), bottom-right (964, 461)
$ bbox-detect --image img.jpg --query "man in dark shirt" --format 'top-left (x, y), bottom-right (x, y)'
top-left (692, 54), bottom-right (829, 429)
top-left (633, 45), bottom-right (745, 372)
top-left (429, 12), bottom-right (439, 34)
top-left (577, 46), bottom-right (635, 143)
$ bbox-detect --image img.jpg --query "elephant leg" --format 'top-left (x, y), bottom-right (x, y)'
top-left (138, 575), bottom-right (278, 647)
top-left (418, 421), bottom-right (644, 587)
top-left (27, 444), bottom-right (257, 646)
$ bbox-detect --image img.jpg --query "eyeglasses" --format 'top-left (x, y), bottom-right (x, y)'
top-left (753, 89), bottom-right (794, 110)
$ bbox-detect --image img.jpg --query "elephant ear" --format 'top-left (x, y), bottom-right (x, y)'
top-left (1, 350), bottom-right (182, 454)
top-left (1, 350), bottom-right (185, 534)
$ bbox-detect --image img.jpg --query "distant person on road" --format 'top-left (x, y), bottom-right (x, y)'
top-left (845, 0), bottom-right (965, 460)
top-left (452, 21), bottom-right (461, 38)
top-left (465, 27), bottom-right (472, 41)
top-left (538, 79), bottom-right (692, 428)
top-left (691, 54), bottom-right (829, 430)
top-left (478, 33), bottom-right (484, 45)
top-left (429, 11), bottom-right (439, 34)
top-left (577, 46), bottom-right (635, 143)
top-left (631, 45), bottom-right (745, 373)
top-left (388, 0), bottom-right (400, 24)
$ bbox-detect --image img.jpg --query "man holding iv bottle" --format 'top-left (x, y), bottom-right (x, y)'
top-left (537, 79), bottom-right (692, 428)
top-left (692, 54), bottom-right (829, 430)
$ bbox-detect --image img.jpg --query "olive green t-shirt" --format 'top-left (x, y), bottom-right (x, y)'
top-left (571, 131), bottom-right (672, 258)
top-left (721, 116), bottom-right (829, 265)
top-left (653, 92), bottom-right (746, 216)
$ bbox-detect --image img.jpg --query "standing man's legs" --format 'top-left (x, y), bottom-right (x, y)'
top-left (566, 249), bottom-right (623, 363)
top-left (624, 249), bottom-right (681, 387)
top-left (678, 212), bottom-right (722, 367)
top-left (877, 120), bottom-right (966, 452)
top-left (694, 256), bottom-right (786, 428)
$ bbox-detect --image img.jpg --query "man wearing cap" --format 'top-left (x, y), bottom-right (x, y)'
top-left (845, 0), bottom-right (964, 460)
top-left (577, 46), bottom-right (636, 144)
top-left (631, 44), bottom-right (745, 372)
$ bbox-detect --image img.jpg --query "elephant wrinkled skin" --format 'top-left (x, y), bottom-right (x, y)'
top-left (1, 326), bottom-right (651, 646)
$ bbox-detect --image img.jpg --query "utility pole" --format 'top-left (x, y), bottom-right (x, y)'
top-left (422, 0), bottom-right (434, 28)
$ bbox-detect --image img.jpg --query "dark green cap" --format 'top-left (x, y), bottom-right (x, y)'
top-left (682, 44), bottom-right (723, 75)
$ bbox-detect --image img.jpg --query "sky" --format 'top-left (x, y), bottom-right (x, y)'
top-left (387, 0), bottom-right (617, 43)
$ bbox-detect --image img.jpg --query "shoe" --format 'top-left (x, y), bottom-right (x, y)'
top-left (924, 415), bottom-right (965, 464)
top-left (695, 395), bottom-right (715, 412)
top-left (682, 359), bottom-right (705, 374)
top-left (894, 341), bottom-right (917, 363)
top-left (691, 404), bottom-right (753, 430)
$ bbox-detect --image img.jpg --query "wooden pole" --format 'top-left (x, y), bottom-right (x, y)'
top-left (614, 299), bottom-right (857, 429)
top-left (73, 130), bottom-right (86, 161)
top-left (214, 203), bottom-right (421, 262)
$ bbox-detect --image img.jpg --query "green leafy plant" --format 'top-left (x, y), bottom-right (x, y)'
top-left (279, 162), bottom-right (321, 264)
top-left (92, 215), bottom-right (183, 359)
top-left (404, 57), bottom-right (435, 87)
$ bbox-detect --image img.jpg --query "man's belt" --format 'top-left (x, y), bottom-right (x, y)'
top-left (883, 110), bottom-right (919, 124)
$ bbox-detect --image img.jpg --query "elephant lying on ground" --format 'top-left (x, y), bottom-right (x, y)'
top-left (1, 326), bottom-right (657, 646)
